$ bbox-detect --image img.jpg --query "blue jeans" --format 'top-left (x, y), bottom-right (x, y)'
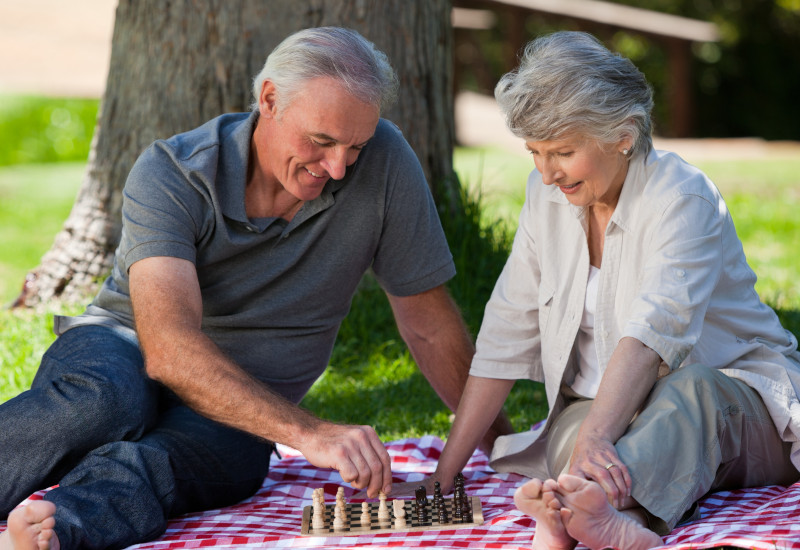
top-left (0, 325), bottom-right (272, 550)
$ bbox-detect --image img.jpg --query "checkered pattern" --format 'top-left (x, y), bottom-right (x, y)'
top-left (2, 436), bottom-right (799, 549)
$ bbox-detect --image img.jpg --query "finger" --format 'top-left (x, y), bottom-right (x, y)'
top-left (593, 463), bottom-right (623, 508)
top-left (358, 430), bottom-right (391, 498)
top-left (366, 430), bottom-right (393, 495)
top-left (619, 462), bottom-right (632, 497)
top-left (602, 458), bottom-right (632, 504)
top-left (344, 426), bottom-right (386, 498)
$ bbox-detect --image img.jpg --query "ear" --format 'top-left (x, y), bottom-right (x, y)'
top-left (258, 80), bottom-right (279, 119)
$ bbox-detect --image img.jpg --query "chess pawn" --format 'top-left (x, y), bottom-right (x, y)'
top-left (311, 491), bottom-right (326, 529)
top-left (453, 496), bottom-right (463, 520)
top-left (433, 481), bottom-right (443, 509)
top-left (360, 502), bottom-right (371, 526)
top-left (333, 515), bottom-right (346, 531)
top-left (437, 503), bottom-right (449, 524)
top-left (378, 491), bottom-right (390, 522)
top-left (312, 506), bottom-right (326, 530)
top-left (335, 502), bottom-right (347, 525)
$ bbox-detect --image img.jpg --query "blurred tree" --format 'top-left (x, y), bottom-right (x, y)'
top-left (614, 0), bottom-right (800, 139)
top-left (454, 0), bottom-right (800, 139)
top-left (15, 0), bottom-right (456, 308)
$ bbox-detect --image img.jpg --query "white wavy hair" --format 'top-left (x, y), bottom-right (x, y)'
top-left (495, 31), bottom-right (654, 154)
top-left (251, 26), bottom-right (398, 114)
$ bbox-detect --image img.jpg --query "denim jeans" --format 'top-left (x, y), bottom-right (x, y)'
top-left (0, 325), bottom-right (272, 550)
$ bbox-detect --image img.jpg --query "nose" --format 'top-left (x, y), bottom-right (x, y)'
top-left (321, 147), bottom-right (349, 180)
top-left (537, 157), bottom-right (563, 186)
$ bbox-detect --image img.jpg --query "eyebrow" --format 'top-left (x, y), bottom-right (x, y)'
top-left (311, 132), bottom-right (372, 148)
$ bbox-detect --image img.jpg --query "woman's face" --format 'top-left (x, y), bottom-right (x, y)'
top-left (525, 135), bottom-right (631, 213)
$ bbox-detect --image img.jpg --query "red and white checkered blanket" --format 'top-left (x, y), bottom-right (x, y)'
top-left (3, 436), bottom-right (799, 549)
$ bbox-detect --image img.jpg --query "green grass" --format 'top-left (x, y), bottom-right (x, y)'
top-left (0, 163), bottom-right (85, 306)
top-left (0, 95), bottom-right (798, 443)
top-left (0, 95), bottom-right (98, 166)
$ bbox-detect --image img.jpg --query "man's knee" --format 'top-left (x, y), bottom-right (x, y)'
top-left (32, 328), bottom-right (159, 439)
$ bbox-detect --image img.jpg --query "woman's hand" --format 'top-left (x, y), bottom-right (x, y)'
top-left (388, 476), bottom-right (451, 498)
top-left (353, 475), bottom-right (451, 501)
top-left (568, 433), bottom-right (631, 509)
top-left (566, 337), bottom-right (662, 509)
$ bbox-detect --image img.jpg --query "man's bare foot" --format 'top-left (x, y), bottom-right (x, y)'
top-left (514, 478), bottom-right (577, 550)
top-left (0, 501), bottom-right (59, 550)
top-left (556, 474), bottom-right (662, 550)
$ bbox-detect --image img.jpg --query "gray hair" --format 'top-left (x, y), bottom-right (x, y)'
top-left (251, 27), bottom-right (399, 114)
top-left (495, 31), bottom-right (653, 154)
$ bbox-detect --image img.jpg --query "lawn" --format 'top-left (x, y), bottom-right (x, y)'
top-left (1, 96), bottom-right (798, 442)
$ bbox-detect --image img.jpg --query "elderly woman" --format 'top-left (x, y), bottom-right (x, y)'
top-left (413, 31), bottom-right (800, 549)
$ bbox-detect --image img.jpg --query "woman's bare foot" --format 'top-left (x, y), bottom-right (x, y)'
top-left (556, 474), bottom-right (662, 550)
top-left (514, 478), bottom-right (577, 550)
top-left (0, 501), bottom-right (59, 550)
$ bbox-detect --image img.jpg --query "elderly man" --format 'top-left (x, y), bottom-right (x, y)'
top-left (0, 27), bottom-right (510, 550)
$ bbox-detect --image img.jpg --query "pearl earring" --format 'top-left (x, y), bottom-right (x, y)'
top-left (622, 148), bottom-right (629, 155)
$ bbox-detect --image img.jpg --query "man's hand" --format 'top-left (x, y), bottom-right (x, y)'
top-left (130, 256), bottom-right (392, 497)
top-left (299, 421), bottom-right (392, 498)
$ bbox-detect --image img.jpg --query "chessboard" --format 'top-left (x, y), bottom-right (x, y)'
top-left (300, 495), bottom-right (484, 536)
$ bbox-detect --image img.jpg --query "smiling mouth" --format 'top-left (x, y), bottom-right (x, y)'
top-left (560, 182), bottom-right (581, 190)
top-left (305, 168), bottom-right (325, 178)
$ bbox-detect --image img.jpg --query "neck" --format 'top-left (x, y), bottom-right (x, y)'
top-left (246, 137), bottom-right (303, 221)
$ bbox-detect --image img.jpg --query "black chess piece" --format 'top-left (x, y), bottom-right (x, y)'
top-left (415, 485), bottom-right (429, 523)
top-left (438, 503), bottom-right (449, 524)
top-left (433, 481), bottom-right (443, 509)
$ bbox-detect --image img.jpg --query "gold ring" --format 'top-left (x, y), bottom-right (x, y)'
top-left (604, 462), bottom-right (616, 470)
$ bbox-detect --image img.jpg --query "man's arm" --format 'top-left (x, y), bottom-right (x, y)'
top-left (386, 285), bottom-right (514, 454)
top-left (130, 255), bottom-right (392, 497)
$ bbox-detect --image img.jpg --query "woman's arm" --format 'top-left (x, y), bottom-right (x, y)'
top-left (391, 375), bottom-right (515, 496)
top-left (568, 337), bottom-right (662, 508)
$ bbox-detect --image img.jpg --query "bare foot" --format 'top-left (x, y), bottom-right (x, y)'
top-left (556, 474), bottom-right (662, 550)
top-left (514, 478), bottom-right (577, 550)
top-left (0, 501), bottom-right (59, 550)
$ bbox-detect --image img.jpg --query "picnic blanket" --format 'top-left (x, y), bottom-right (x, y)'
top-left (3, 436), bottom-right (799, 549)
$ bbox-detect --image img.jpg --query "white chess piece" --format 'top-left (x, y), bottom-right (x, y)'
top-left (311, 491), bottom-right (325, 529)
top-left (393, 499), bottom-right (407, 528)
top-left (360, 501), bottom-right (371, 526)
top-left (333, 515), bottom-right (345, 531)
top-left (378, 491), bottom-right (390, 522)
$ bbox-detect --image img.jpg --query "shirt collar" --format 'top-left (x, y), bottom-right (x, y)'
top-left (220, 111), bottom-right (352, 229)
top-left (540, 148), bottom-right (651, 231)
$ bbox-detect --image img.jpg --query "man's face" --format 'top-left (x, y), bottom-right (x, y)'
top-left (254, 77), bottom-right (380, 202)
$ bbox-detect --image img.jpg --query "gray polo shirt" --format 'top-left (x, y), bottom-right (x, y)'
top-left (62, 111), bottom-right (455, 403)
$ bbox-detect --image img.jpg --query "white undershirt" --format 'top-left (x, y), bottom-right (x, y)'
top-left (571, 265), bottom-right (602, 398)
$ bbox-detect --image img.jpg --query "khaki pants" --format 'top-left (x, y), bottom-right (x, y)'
top-left (545, 364), bottom-right (798, 535)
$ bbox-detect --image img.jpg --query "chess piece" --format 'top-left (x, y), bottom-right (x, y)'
top-left (335, 501), bottom-right (347, 527)
top-left (393, 500), bottom-right (407, 528)
top-left (378, 491), bottom-right (390, 522)
top-left (453, 495), bottom-right (463, 520)
top-left (360, 501), bottom-right (371, 526)
top-left (333, 515), bottom-right (346, 531)
top-left (438, 503), bottom-right (449, 524)
top-left (312, 500), bottom-right (325, 529)
top-left (415, 486), bottom-right (429, 522)
top-left (433, 481), bottom-right (443, 509)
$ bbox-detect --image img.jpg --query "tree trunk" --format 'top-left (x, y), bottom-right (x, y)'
top-left (16, 0), bottom-right (456, 308)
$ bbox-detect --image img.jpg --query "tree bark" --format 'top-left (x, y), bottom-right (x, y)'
top-left (16, 0), bottom-right (456, 308)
